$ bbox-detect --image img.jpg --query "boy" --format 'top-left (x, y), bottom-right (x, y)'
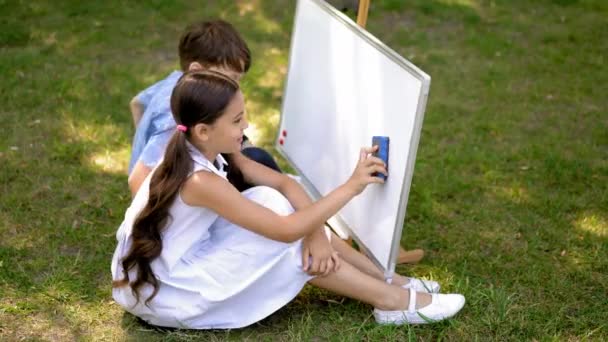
top-left (128, 19), bottom-right (280, 195)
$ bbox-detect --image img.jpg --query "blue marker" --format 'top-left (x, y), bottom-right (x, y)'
top-left (372, 136), bottom-right (389, 181)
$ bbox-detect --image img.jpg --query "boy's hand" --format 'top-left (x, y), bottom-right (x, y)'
top-left (130, 97), bottom-right (145, 127)
top-left (302, 228), bottom-right (340, 276)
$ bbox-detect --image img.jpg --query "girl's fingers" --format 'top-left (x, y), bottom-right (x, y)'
top-left (302, 249), bottom-right (310, 271)
top-left (319, 260), bottom-right (327, 275)
top-left (332, 252), bottom-right (341, 272)
top-left (364, 155), bottom-right (386, 166)
top-left (311, 259), bottom-right (320, 274)
top-left (367, 176), bottom-right (385, 184)
top-left (362, 145), bottom-right (378, 155)
top-left (374, 165), bottom-right (388, 176)
top-left (359, 146), bottom-right (379, 163)
top-left (324, 259), bottom-right (333, 277)
top-left (358, 148), bottom-right (367, 163)
top-left (363, 165), bottom-right (387, 178)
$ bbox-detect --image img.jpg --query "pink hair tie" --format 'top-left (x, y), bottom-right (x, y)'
top-left (176, 124), bottom-right (188, 132)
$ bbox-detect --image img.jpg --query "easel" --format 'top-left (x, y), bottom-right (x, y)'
top-left (355, 0), bottom-right (424, 265)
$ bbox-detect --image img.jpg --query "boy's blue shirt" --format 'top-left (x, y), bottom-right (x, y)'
top-left (128, 70), bottom-right (183, 174)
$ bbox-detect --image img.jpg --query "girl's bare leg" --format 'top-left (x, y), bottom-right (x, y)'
top-left (329, 233), bottom-right (412, 286)
top-left (308, 258), bottom-right (431, 310)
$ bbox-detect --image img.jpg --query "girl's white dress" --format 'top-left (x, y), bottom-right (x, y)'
top-left (111, 146), bottom-right (316, 329)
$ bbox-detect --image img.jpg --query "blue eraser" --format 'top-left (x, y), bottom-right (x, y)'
top-left (372, 136), bottom-right (389, 181)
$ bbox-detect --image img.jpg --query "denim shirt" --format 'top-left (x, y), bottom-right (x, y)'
top-left (128, 71), bottom-right (183, 174)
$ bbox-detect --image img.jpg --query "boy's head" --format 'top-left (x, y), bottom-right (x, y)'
top-left (178, 20), bottom-right (251, 81)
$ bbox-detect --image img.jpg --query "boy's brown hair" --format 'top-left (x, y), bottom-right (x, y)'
top-left (178, 20), bottom-right (251, 73)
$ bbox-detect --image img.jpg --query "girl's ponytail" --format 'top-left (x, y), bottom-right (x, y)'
top-left (113, 131), bottom-right (192, 306)
top-left (113, 70), bottom-right (239, 306)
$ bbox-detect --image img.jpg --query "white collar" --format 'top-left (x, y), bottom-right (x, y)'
top-left (186, 141), bottom-right (228, 178)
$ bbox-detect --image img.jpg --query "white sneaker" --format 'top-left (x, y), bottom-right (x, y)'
top-left (374, 289), bottom-right (465, 325)
top-left (402, 277), bottom-right (440, 294)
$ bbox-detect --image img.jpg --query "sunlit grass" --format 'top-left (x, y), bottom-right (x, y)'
top-left (490, 185), bottom-right (531, 204)
top-left (574, 213), bottom-right (607, 237)
top-left (436, 0), bottom-right (479, 10)
top-left (247, 102), bottom-right (281, 146)
top-left (59, 115), bottom-right (127, 147)
top-left (236, 0), bottom-right (283, 34)
top-left (242, 45), bottom-right (287, 146)
top-left (439, 0), bottom-right (474, 4)
top-left (89, 149), bottom-right (130, 174)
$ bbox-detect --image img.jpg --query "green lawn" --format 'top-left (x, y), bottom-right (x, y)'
top-left (1, 0), bottom-right (607, 340)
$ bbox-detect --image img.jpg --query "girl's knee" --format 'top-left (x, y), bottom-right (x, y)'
top-left (242, 186), bottom-right (294, 215)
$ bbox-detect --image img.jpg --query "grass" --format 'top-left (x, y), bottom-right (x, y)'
top-left (1, 0), bottom-right (607, 340)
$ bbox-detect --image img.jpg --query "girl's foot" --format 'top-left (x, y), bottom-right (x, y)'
top-left (392, 275), bottom-right (441, 293)
top-left (374, 290), bottom-right (465, 325)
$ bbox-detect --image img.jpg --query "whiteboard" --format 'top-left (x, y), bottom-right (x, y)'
top-left (276, 0), bottom-right (430, 275)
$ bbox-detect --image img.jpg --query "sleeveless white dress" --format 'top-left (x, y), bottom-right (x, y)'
top-left (111, 145), bottom-right (316, 329)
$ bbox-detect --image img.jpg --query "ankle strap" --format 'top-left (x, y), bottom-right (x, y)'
top-left (408, 289), bottom-right (417, 313)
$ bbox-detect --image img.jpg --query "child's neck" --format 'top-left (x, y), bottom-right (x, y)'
top-left (191, 141), bottom-right (218, 165)
top-left (202, 151), bottom-right (218, 165)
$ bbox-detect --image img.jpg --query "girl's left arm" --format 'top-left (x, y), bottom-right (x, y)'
top-left (234, 152), bottom-right (340, 276)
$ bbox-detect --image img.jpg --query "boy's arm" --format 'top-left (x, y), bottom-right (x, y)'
top-left (128, 130), bottom-right (173, 196)
top-left (131, 78), bottom-right (166, 127)
top-left (130, 96), bottom-right (145, 127)
top-left (128, 161), bottom-right (152, 196)
top-left (232, 152), bottom-right (314, 211)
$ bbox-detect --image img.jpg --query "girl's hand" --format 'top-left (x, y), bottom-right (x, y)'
top-left (302, 229), bottom-right (341, 276)
top-left (345, 146), bottom-right (387, 195)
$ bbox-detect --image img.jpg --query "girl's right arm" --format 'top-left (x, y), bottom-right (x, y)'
top-left (181, 147), bottom-right (387, 243)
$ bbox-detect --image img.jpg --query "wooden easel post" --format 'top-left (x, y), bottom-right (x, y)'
top-left (356, 0), bottom-right (370, 27)
top-left (355, 0), bottom-right (424, 265)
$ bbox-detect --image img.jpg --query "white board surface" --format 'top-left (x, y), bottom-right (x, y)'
top-left (276, 0), bottom-right (430, 274)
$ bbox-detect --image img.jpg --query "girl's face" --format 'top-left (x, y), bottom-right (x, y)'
top-left (202, 90), bottom-right (248, 154)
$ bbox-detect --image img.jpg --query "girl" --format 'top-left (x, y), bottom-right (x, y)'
top-left (111, 70), bottom-right (465, 329)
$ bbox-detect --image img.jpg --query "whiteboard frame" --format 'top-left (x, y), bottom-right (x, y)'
top-left (275, 0), bottom-right (430, 278)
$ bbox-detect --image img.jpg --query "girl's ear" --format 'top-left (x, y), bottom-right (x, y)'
top-left (193, 122), bottom-right (211, 142)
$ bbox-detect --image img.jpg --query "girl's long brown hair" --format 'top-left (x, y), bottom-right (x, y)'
top-left (113, 71), bottom-right (239, 306)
